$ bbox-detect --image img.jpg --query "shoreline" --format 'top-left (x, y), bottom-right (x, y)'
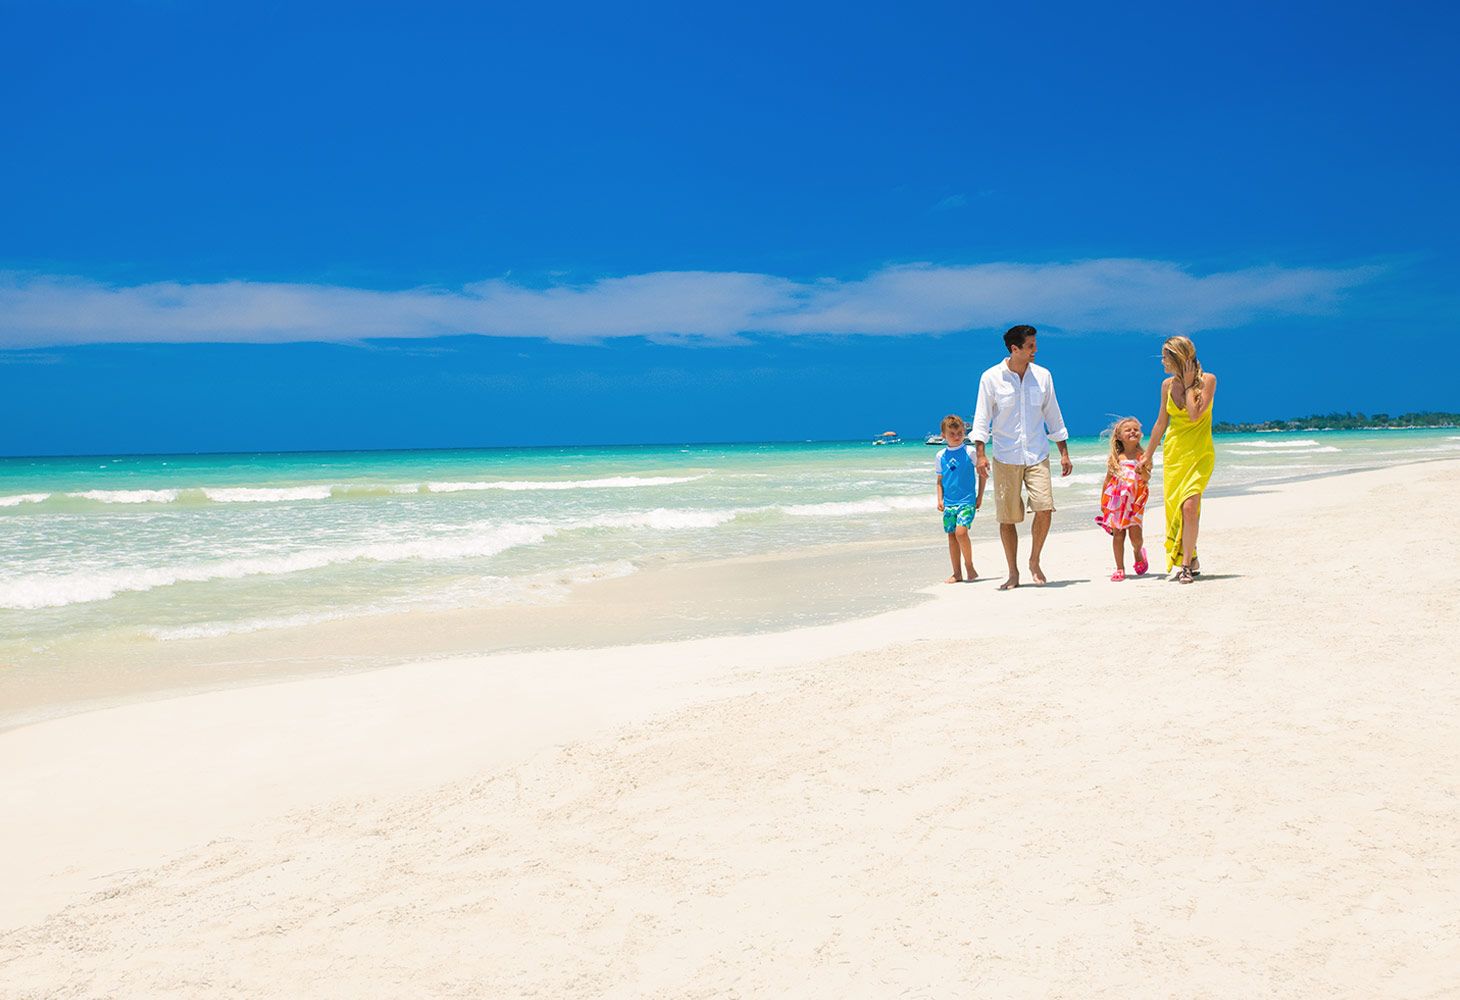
top-left (4, 460), bottom-right (1459, 995)
top-left (5, 454), bottom-right (1457, 734)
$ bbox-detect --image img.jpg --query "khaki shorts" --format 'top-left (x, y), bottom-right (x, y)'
top-left (992, 458), bottom-right (1055, 524)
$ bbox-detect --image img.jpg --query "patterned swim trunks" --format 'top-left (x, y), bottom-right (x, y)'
top-left (942, 502), bottom-right (976, 533)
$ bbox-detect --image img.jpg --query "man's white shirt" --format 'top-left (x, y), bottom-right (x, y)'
top-left (970, 360), bottom-right (1069, 465)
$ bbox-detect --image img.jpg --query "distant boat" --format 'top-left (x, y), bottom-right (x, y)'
top-left (872, 430), bottom-right (902, 446)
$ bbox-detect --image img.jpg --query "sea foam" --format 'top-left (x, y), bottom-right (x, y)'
top-left (1231, 439), bottom-right (1323, 449)
top-left (424, 475), bottom-right (703, 493)
top-left (0, 493), bottom-right (49, 507)
top-left (585, 508), bottom-right (739, 530)
top-left (201, 485), bottom-right (335, 503)
top-left (71, 488), bottom-right (181, 504)
top-left (0, 474), bottom-right (702, 509)
top-left (0, 522), bottom-right (556, 610)
top-left (781, 495), bottom-right (926, 517)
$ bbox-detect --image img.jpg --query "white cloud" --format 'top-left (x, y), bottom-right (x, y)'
top-left (0, 259), bottom-right (1376, 349)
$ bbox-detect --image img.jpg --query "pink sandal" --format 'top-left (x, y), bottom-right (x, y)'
top-left (1110, 569), bottom-right (1126, 582)
top-left (1133, 548), bottom-right (1149, 576)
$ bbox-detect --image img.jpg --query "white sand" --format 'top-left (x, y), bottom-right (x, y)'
top-left (3, 461), bottom-right (1458, 997)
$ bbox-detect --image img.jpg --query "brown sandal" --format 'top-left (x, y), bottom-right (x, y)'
top-left (1177, 565), bottom-right (1196, 584)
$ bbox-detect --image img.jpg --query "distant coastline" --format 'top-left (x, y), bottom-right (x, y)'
top-left (1213, 411), bottom-right (1460, 434)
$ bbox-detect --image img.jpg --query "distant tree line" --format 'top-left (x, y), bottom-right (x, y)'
top-left (1213, 411), bottom-right (1460, 433)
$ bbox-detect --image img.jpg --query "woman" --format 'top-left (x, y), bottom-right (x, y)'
top-left (1141, 335), bottom-right (1217, 583)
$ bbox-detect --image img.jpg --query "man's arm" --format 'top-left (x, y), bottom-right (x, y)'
top-left (971, 372), bottom-right (993, 477)
top-left (1043, 372), bottom-right (1073, 477)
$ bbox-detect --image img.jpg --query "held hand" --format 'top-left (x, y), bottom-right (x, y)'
top-left (1060, 454), bottom-right (1073, 478)
top-left (975, 455), bottom-right (990, 478)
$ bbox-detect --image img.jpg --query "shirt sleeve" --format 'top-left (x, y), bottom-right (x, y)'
top-left (934, 448), bottom-right (946, 477)
top-left (970, 370), bottom-right (993, 444)
top-left (1042, 371), bottom-right (1069, 442)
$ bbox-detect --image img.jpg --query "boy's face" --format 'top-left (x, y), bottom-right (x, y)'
top-left (944, 424), bottom-right (965, 447)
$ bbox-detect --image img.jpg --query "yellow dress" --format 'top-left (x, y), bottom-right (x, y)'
top-left (1162, 389), bottom-right (1215, 570)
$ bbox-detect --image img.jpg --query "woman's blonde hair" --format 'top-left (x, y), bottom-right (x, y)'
top-left (1105, 417), bottom-right (1145, 478)
top-left (1163, 335), bottom-right (1204, 407)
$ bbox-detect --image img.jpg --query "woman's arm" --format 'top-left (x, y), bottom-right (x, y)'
top-left (1184, 372), bottom-right (1218, 421)
top-left (1141, 379), bottom-right (1172, 472)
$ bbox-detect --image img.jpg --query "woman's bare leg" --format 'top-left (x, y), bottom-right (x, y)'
top-left (1181, 494), bottom-right (1201, 567)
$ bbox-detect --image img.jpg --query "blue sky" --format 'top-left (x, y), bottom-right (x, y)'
top-left (2, 1), bottom-right (1456, 454)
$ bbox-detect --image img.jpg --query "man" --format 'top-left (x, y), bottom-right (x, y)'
top-left (970, 324), bottom-right (1073, 590)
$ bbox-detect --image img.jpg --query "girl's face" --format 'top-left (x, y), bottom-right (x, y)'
top-left (1119, 422), bottom-right (1143, 447)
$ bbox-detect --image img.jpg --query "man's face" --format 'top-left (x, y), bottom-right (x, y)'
top-left (1010, 335), bottom-right (1038, 364)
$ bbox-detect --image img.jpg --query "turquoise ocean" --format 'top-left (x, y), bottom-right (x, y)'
top-left (3, 428), bottom-right (1458, 705)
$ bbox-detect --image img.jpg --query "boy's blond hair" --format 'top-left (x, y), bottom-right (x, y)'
top-left (940, 414), bottom-right (966, 434)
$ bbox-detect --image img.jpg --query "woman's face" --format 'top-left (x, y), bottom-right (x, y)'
top-left (1161, 351), bottom-right (1178, 374)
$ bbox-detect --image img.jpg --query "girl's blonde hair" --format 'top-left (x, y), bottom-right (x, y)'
top-left (1105, 417), bottom-right (1146, 478)
top-left (1163, 335), bottom-right (1204, 408)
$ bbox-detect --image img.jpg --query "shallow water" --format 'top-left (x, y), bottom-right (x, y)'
top-left (2, 429), bottom-right (1456, 685)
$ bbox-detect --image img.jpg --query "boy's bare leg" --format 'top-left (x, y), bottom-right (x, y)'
top-left (1028, 510), bottom-right (1052, 584)
top-left (945, 533), bottom-right (963, 583)
top-left (956, 526), bottom-right (976, 580)
top-left (1112, 528), bottom-right (1126, 573)
top-left (998, 523), bottom-right (1020, 589)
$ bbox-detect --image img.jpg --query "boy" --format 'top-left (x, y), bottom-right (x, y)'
top-left (935, 414), bottom-right (986, 583)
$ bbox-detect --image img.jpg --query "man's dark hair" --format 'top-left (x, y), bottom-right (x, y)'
top-left (1003, 325), bottom-right (1037, 352)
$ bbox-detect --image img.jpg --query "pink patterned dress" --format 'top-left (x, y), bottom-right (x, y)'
top-left (1095, 459), bottom-right (1150, 534)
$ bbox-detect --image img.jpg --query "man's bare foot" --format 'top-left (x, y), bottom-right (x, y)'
top-left (1028, 562), bottom-right (1047, 585)
top-left (965, 569), bottom-right (978, 582)
top-left (998, 574), bottom-right (1019, 591)
top-left (944, 574), bottom-right (963, 584)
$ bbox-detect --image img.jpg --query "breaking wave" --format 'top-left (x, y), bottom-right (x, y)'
top-left (0, 523), bottom-right (556, 610)
top-left (780, 496), bottom-right (927, 517)
top-left (423, 475), bottom-right (703, 493)
top-left (0, 474), bottom-right (705, 510)
top-left (1225, 446), bottom-right (1341, 456)
top-left (1229, 439), bottom-right (1323, 449)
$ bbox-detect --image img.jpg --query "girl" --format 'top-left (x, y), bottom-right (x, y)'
top-left (1095, 417), bottom-right (1150, 580)
top-left (1141, 335), bottom-right (1217, 583)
